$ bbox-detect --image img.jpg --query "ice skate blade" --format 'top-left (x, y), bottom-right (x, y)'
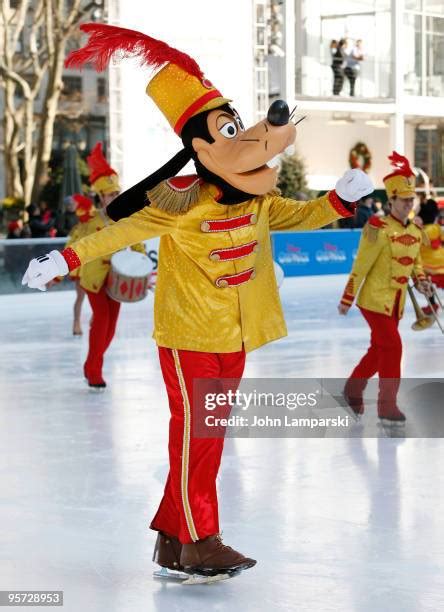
top-left (88, 386), bottom-right (106, 393)
top-left (153, 567), bottom-right (188, 581)
top-left (345, 408), bottom-right (363, 424)
top-left (84, 379), bottom-right (106, 393)
top-left (182, 567), bottom-right (245, 585)
top-left (341, 393), bottom-right (363, 423)
top-left (378, 418), bottom-right (406, 427)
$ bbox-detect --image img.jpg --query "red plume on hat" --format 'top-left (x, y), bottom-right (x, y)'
top-left (65, 23), bottom-right (204, 78)
top-left (87, 142), bottom-right (117, 184)
top-left (387, 151), bottom-right (414, 178)
top-left (72, 193), bottom-right (93, 211)
top-left (72, 193), bottom-right (94, 222)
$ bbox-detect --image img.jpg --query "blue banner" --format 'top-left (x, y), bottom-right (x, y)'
top-left (271, 229), bottom-right (362, 276)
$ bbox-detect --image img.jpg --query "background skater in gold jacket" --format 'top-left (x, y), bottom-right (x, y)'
top-left (339, 152), bottom-right (432, 425)
top-left (74, 143), bottom-right (146, 390)
top-left (23, 24), bottom-right (374, 582)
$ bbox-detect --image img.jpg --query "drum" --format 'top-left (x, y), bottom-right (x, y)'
top-left (106, 249), bottom-right (154, 303)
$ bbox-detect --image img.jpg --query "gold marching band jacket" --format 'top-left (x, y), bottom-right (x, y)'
top-left (421, 223), bottom-right (444, 277)
top-left (340, 214), bottom-right (426, 318)
top-left (64, 184), bottom-right (351, 352)
top-left (66, 209), bottom-right (145, 294)
top-left (66, 143), bottom-right (146, 294)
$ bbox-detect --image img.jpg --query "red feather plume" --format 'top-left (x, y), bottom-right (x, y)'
top-left (388, 151), bottom-right (414, 177)
top-left (72, 194), bottom-right (93, 211)
top-left (87, 142), bottom-right (117, 184)
top-left (65, 23), bottom-right (203, 79)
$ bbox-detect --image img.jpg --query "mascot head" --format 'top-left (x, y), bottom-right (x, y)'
top-left (66, 24), bottom-right (296, 206)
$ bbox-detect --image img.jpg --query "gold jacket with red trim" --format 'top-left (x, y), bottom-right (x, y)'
top-left (66, 209), bottom-right (146, 293)
top-left (420, 223), bottom-right (444, 276)
top-left (341, 214), bottom-right (426, 318)
top-left (63, 181), bottom-right (352, 352)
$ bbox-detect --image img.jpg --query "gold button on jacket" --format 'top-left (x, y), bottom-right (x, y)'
top-left (341, 215), bottom-right (426, 317)
top-left (69, 184), bottom-right (348, 352)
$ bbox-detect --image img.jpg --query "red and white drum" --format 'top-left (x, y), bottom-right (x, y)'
top-left (106, 250), bottom-right (154, 303)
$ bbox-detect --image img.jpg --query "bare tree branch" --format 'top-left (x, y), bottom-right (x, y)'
top-left (0, 64), bottom-right (32, 99)
top-left (11, 0), bottom-right (30, 53)
top-left (1, 0), bottom-right (100, 202)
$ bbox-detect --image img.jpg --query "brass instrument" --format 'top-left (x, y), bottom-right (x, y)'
top-left (407, 285), bottom-right (435, 331)
top-left (421, 283), bottom-right (444, 334)
top-left (408, 278), bottom-right (444, 334)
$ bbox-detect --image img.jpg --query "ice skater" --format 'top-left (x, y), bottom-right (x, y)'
top-left (64, 194), bottom-right (95, 336)
top-left (69, 143), bottom-right (145, 389)
top-left (339, 152), bottom-right (432, 425)
top-left (22, 24), bottom-right (373, 583)
top-left (417, 197), bottom-right (444, 315)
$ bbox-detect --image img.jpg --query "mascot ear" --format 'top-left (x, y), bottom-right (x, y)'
top-left (106, 148), bottom-right (193, 221)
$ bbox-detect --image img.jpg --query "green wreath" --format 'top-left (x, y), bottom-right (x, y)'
top-left (349, 142), bottom-right (372, 173)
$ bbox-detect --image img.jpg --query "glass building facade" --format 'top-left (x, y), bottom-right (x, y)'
top-left (404, 1), bottom-right (444, 97)
top-left (296, 0), bottom-right (392, 98)
top-left (284, 0), bottom-right (444, 188)
top-left (295, 0), bottom-right (444, 99)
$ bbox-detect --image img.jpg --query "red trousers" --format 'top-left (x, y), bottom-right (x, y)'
top-left (348, 305), bottom-right (402, 416)
top-left (84, 287), bottom-right (121, 383)
top-left (150, 346), bottom-right (246, 544)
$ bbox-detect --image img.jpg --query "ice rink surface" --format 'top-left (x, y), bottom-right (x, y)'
top-left (1, 275), bottom-right (444, 612)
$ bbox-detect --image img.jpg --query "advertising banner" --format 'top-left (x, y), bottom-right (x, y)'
top-left (272, 229), bottom-right (362, 277)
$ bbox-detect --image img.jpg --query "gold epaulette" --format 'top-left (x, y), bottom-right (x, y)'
top-left (147, 175), bottom-right (202, 214)
top-left (363, 215), bottom-right (386, 242)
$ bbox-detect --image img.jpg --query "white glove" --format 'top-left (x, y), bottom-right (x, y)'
top-left (22, 250), bottom-right (69, 291)
top-left (335, 168), bottom-right (374, 202)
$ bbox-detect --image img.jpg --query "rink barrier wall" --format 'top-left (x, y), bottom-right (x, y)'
top-left (0, 231), bottom-right (361, 294)
top-left (0, 237), bottom-right (160, 295)
top-left (271, 229), bottom-right (362, 277)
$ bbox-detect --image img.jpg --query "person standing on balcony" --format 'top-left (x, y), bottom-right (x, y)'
top-left (331, 39), bottom-right (346, 96)
top-left (345, 39), bottom-right (364, 97)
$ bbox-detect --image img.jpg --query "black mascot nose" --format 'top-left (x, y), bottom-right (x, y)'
top-left (267, 100), bottom-right (290, 126)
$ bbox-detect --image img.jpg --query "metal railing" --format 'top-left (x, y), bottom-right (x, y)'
top-left (297, 58), bottom-right (394, 100)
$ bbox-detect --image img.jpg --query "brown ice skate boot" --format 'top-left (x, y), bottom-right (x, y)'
top-left (180, 534), bottom-right (256, 577)
top-left (152, 532), bottom-right (184, 572)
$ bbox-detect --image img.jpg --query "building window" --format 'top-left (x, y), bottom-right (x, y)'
top-left (61, 76), bottom-right (82, 102)
top-left (297, 0), bottom-right (392, 99)
top-left (97, 78), bottom-right (107, 103)
top-left (404, 2), bottom-right (444, 97)
top-left (415, 126), bottom-right (444, 187)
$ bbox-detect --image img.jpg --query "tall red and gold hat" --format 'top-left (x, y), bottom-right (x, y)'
top-left (383, 152), bottom-right (416, 199)
top-left (86, 142), bottom-right (120, 194)
top-left (65, 24), bottom-right (230, 136)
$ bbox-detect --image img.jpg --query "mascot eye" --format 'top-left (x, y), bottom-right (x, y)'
top-left (219, 121), bottom-right (238, 139)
